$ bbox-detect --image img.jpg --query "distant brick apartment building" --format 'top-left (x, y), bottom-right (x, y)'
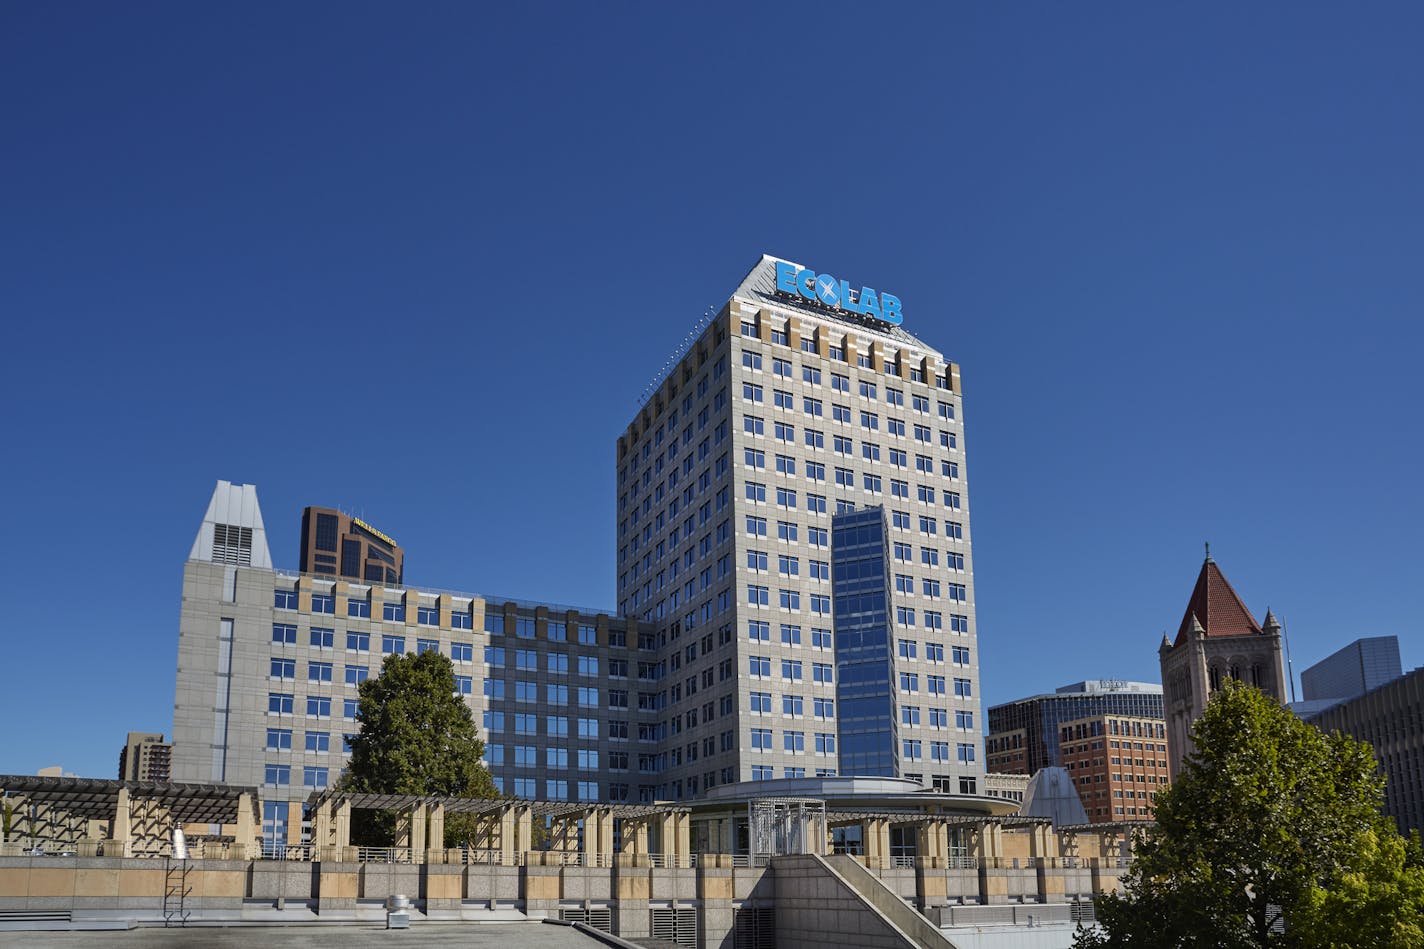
top-left (1059, 714), bottom-right (1169, 822)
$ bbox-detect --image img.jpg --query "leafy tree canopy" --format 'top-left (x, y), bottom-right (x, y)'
top-left (341, 650), bottom-right (496, 845)
top-left (1076, 679), bottom-right (1424, 948)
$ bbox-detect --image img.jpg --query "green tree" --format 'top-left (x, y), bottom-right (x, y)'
top-left (1076, 679), bottom-right (1424, 948)
top-left (341, 649), bottom-right (497, 847)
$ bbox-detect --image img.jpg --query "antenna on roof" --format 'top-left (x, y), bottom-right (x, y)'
top-left (1281, 612), bottom-right (1297, 703)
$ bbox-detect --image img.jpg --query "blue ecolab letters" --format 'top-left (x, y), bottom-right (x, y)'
top-left (772, 260), bottom-right (903, 327)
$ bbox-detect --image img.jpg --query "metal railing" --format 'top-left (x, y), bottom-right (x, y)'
top-left (0, 840), bottom-right (719, 869)
top-left (456, 848), bottom-right (504, 865)
top-left (354, 846), bottom-right (413, 864)
top-left (257, 844), bottom-right (312, 861)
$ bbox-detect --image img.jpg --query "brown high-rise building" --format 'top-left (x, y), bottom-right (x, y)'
top-left (299, 507), bottom-right (403, 584)
top-left (118, 732), bottom-right (171, 782)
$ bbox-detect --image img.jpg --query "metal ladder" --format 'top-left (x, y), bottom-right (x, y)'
top-left (162, 858), bottom-right (191, 927)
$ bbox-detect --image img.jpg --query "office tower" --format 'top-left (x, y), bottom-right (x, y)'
top-left (985, 680), bottom-right (1164, 775)
top-left (172, 253), bottom-right (993, 844)
top-left (118, 732), bottom-right (172, 782)
top-left (1158, 551), bottom-right (1287, 779)
top-left (1300, 636), bottom-right (1402, 702)
top-left (1307, 666), bottom-right (1423, 836)
top-left (615, 255), bottom-right (982, 795)
top-left (299, 507), bottom-right (404, 585)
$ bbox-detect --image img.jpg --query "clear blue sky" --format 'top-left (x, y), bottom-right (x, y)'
top-left (2, 3), bottom-right (1421, 778)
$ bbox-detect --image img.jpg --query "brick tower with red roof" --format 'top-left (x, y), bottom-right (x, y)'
top-left (1158, 547), bottom-right (1287, 778)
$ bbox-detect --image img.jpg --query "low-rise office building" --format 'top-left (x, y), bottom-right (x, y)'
top-left (1308, 665), bottom-right (1424, 836)
top-left (1058, 714), bottom-right (1168, 823)
top-left (175, 481), bottom-right (660, 853)
top-left (986, 680), bottom-right (1163, 776)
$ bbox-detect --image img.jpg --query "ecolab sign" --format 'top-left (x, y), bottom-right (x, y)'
top-left (774, 261), bottom-right (903, 326)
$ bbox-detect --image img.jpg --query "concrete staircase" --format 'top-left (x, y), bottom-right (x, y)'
top-left (771, 853), bottom-right (959, 949)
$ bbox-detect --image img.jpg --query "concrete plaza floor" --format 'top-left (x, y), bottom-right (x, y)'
top-left (0, 921), bottom-right (617, 949)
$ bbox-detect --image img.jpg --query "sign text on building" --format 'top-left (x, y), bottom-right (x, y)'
top-left (774, 261), bottom-right (902, 326)
top-left (353, 517), bottom-right (397, 548)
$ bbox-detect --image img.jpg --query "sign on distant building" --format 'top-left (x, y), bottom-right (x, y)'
top-left (774, 261), bottom-right (903, 326)
top-left (352, 516), bottom-right (397, 548)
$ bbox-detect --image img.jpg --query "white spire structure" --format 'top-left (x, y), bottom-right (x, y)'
top-left (188, 480), bottom-right (272, 569)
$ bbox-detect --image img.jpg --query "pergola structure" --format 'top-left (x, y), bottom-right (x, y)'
top-left (1057, 820), bottom-right (1150, 865)
top-left (822, 809), bottom-right (1057, 867)
top-left (0, 775), bottom-right (258, 858)
top-left (303, 790), bottom-right (693, 866)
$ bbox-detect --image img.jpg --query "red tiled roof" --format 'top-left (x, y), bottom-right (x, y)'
top-left (1173, 558), bottom-right (1262, 646)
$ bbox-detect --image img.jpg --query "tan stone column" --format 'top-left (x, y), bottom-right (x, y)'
top-left (409, 804), bottom-right (427, 860)
top-left (236, 793), bottom-right (258, 858)
top-left (657, 812), bottom-right (688, 867)
top-left (427, 803), bottom-right (445, 863)
top-left (498, 807), bottom-right (516, 865)
top-left (313, 801), bottom-right (332, 857)
top-left (336, 800), bottom-right (352, 853)
top-left (286, 801), bottom-right (303, 855)
top-left (918, 821), bottom-right (947, 863)
top-left (625, 820), bottom-right (648, 856)
top-left (863, 819), bottom-right (890, 868)
top-left (111, 788), bottom-right (132, 858)
top-left (585, 808), bottom-right (614, 866)
top-left (515, 806), bottom-right (532, 859)
top-left (677, 813), bottom-right (691, 866)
